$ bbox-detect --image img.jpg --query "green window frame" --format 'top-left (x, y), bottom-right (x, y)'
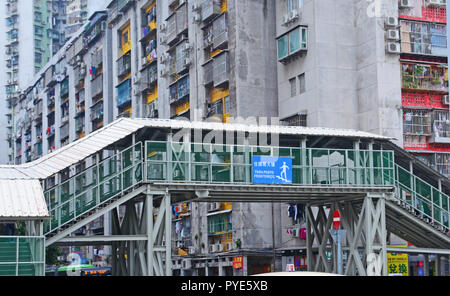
top-left (277, 26), bottom-right (307, 61)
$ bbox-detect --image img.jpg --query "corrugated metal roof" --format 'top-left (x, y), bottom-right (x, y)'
top-left (0, 179), bottom-right (49, 220)
top-left (0, 118), bottom-right (392, 181)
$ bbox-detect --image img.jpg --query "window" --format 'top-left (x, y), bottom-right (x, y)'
top-left (298, 73), bottom-right (306, 94)
top-left (282, 114), bottom-right (307, 127)
top-left (289, 78), bottom-right (296, 97)
top-left (35, 52), bottom-right (42, 64)
top-left (288, 0), bottom-right (303, 12)
top-left (277, 26), bottom-right (307, 62)
top-left (278, 35), bottom-right (289, 60)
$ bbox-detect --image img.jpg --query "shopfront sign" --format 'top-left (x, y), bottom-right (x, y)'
top-left (233, 256), bottom-right (243, 269)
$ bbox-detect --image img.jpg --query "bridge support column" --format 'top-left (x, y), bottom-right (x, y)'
top-left (109, 187), bottom-right (172, 276)
top-left (306, 194), bottom-right (388, 276)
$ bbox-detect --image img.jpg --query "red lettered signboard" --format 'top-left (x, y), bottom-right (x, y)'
top-left (233, 256), bottom-right (243, 269)
top-left (333, 210), bottom-right (341, 230)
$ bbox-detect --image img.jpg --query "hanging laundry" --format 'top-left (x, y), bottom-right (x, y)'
top-left (300, 228), bottom-right (306, 240)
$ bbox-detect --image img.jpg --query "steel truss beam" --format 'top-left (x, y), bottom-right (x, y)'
top-left (46, 185), bottom-right (172, 276)
top-left (109, 188), bottom-right (172, 276)
top-left (306, 194), bottom-right (389, 276)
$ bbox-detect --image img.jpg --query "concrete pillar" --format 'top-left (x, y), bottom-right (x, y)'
top-left (436, 255), bottom-right (441, 276)
top-left (423, 254), bottom-right (429, 276)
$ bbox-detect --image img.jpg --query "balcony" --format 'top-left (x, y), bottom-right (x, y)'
top-left (117, 79), bottom-right (131, 108)
top-left (117, 52), bottom-right (131, 78)
top-left (140, 63), bottom-right (157, 93)
top-left (201, 0), bottom-right (222, 23)
top-left (203, 59), bottom-right (213, 86)
top-left (60, 122), bottom-right (69, 140)
top-left (401, 63), bottom-right (448, 92)
top-left (212, 13), bottom-right (228, 50)
top-left (176, 3), bottom-right (188, 36)
top-left (176, 41), bottom-right (191, 74)
top-left (91, 73), bottom-right (103, 99)
top-left (277, 26), bottom-right (308, 65)
top-left (90, 102), bottom-right (103, 122)
top-left (400, 20), bottom-right (447, 57)
top-left (212, 51), bottom-right (229, 88)
top-left (165, 13), bottom-right (178, 46)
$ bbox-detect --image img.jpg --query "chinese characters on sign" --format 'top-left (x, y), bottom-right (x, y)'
top-left (387, 246), bottom-right (409, 276)
top-left (233, 256), bottom-right (243, 269)
top-left (252, 156), bottom-right (293, 184)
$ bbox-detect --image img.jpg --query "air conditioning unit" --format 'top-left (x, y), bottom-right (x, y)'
top-left (217, 244), bottom-right (224, 252)
top-left (281, 14), bottom-right (289, 26)
top-left (159, 36), bottom-right (167, 45)
top-left (185, 42), bottom-right (192, 51)
top-left (159, 22), bottom-right (167, 32)
top-left (160, 67), bottom-right (168, 77)
top-left (226, 242), bottom-right (234, 251)
top-left (133, 74), bottom-right (139, 85)
top-left (425, 0), bottom-right (446, 7)
top-left (188, 246), bottom-right (195, 255)
top-left (184, 57), bottom-right (191, 66)
top-left (209, 244), bottom-right (217, 253)
top-left (176, 241), bottom-right (183, 248)
top-left (399, 0), bottom-right (412, 8)
top-left (208, 202), bottom-right (221, 211)
top-left (387, 29), bottom-right (400, 40)
top-left (160, 53), bottom-right (168, 64)
top-left (443, 95), bottom-right (449, 105)
top-left (193, 14), bottom-right (202, 23)
top-left (386, 42), bottom-right (401, 54)
top-left (289, 9), bottom-right (299, 21)
top-left (192, 3), bottom-right (201, 11)
top-left (385, 17), bottom-right (398, 27)
top-left (181, 259), bottom-right (192, 269)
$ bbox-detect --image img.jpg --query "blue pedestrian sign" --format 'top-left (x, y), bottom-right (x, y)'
top-left (252, 156), bottom-right (293, 185)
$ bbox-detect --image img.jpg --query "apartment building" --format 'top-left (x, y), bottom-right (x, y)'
top-left (8, 0), bottom-right (449, 275)
top-left (397, 0), bottom-right (450, 178)
top-left (274, 0), bottom-right (449, 271)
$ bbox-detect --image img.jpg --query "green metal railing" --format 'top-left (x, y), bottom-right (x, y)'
top-left (44, 143), bottom-right (143, 234)
top-left (145, 141), bottom-right (396, 186)
top-left (394, 164), bottom-right (450, 230)
top-left (43, 140), bottom-right (450, 236)
top-left (0, 236), bottom-right (45, 276)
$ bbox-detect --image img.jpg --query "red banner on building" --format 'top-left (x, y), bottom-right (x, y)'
top-left (233, 256), bottom-right (243, 269)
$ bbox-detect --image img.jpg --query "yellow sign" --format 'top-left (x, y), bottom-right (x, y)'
top-left (387, 245), bottom-right (409, 276)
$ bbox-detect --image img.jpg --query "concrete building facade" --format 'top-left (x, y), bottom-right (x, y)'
top-left (5, 0), bottom-right (449, 275)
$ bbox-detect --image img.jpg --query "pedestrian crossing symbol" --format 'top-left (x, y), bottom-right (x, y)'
top-left (252, 156), bottom-right (293, 185)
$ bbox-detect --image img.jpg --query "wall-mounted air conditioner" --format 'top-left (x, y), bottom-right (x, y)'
top-left (385, 17), bottom-right (398, 27)
top-left (386, 29), bottom-right (400, 40)
top-left (181, 259), bottom-right (192, 269)
top-left (399, 0), bottom-right (412, 8)
top-left (443, 95), bottom-right (449, 105)
top-left (289, 9), bottom-right (299, 22)
top-left (386, 42), bottom-right (401, 54)
top-left (209, 244), bottom-right (217, 253)
top-left (281, 14), bottom-right (289, 26)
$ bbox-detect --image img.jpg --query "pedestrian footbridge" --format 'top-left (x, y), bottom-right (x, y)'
top-left (0, 118), bottom-right (449, 276)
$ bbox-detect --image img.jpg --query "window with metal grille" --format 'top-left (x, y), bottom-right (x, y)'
top-left (282, 114), bottom-right (307, 127)
top-left (403, 110), bottom-right (431, 135)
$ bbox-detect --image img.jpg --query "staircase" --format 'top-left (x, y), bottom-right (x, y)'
top-left (0, 239), bottom-right (35, 276)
